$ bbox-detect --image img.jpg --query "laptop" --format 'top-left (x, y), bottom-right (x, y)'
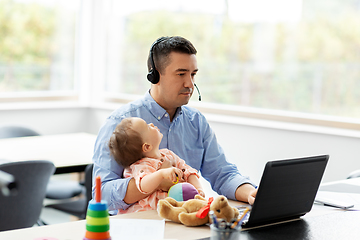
top-left (240, 154), bottom-right (329, 229)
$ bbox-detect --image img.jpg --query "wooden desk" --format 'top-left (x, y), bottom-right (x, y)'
top-left (0, 210), bottom-right (209, 240)
top-left (0, 133), bottom-right (96, 174)
top-left (0, 201), bottom-right (359, 240)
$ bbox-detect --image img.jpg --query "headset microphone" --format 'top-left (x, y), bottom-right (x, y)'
top-left (194, 83), bottom-right (201, 101)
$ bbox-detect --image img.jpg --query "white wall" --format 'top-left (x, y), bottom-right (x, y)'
top-left (207, 116), bottom-right (360, 185)
top-left (0, 107), bottom-right (89, 135)
top-left (1, 105), bottom-right (359, 186)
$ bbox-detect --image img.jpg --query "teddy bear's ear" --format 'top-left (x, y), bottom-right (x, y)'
top-left (209, 196), bottom-right (240, 222)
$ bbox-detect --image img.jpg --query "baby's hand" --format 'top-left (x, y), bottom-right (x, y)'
top-left (197, 189), bottom-right (205, 198)
top-left (161, 167), bottom-right (183, 183)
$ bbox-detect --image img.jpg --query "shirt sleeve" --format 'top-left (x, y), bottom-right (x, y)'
top-left (92, 117), bottom-right (132, 214)
top-left (198, 113), bottom-right (256, 199)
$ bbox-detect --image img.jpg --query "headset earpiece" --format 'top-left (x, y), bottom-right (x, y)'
top-left (147, 37), bottom-right (168, 84)
top-left (147, 68), bottom-right (160, 84)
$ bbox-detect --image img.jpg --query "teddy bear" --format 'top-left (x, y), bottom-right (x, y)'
top-left (157, 195), bottom-right (239, 227)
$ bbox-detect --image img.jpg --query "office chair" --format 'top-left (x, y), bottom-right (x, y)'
top-left (0, 160), bottom-right (55, 231)
top-left (347, 169), bottom-right (360, 179)
top-left (0, 125), bottom-right (83, 201)
top-left (0, 125), bottom-right (40, 139)
top-left (45, 179), bottom-right (84, 199)
top-left (45, 163), bottom-right (93, 219)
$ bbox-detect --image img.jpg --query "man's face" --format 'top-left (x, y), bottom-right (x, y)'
top-left (151, 52), bottom-right (198, 112)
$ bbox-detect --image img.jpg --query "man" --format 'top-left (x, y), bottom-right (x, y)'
top-left (93, 36), bottom-right (257, 214)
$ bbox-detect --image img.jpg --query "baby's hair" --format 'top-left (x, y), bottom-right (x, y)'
top-left (108, 118), bottom-right (144, 168)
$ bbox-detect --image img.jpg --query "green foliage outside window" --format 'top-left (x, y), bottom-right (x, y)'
top-left (119, 6), bottom-right (360, 118)
top-left (1, 0), bottom-right (359, 119)
top-left (0, 0), bottom-right (56, 91)
top-left (0, 0), bottom-right (77, 92)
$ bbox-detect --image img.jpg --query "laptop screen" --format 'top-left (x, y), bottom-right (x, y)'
top-left (243, 155), bottom-right (329, 228)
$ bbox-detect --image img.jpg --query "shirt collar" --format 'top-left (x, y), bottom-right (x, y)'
top-left (143, 90), bottom-right (168, 121)
top-left (173, 107), bottom-right (183, 121)
top-left (143, 90), bottom-right (184, 122)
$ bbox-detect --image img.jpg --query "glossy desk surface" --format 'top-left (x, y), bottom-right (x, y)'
top-left (201, 209), bottom-right (360, 240)
top-left (0, 132), bottom-right (96, 173)
top-left (0, 200), bottom-right (359, 240)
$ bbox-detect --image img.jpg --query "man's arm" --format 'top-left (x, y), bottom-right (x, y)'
top-left (123, 178), bottom-right (149, 204)
top-left (184, 112), bottom-right (256, 201)
top-left (93, 118), bottom-right (140, 212)
top-left (235, 183), bottom-right (257, 205)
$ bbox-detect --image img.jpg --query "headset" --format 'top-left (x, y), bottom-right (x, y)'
top-left (147, 37), bottom-right (167, 84)
top-left (147, 37), bottom-right (202, 101)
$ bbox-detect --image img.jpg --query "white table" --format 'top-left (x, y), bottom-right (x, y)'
top-left (319, 177), bottom-right (360, 193)
top-left (0, 132), bottom-right (96, 174)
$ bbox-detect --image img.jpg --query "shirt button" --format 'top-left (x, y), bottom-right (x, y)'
top-left (140, 170), bottom-right (144, 173)
top-left (165, 113), bottom-right (168, 117)
top-left (158, 116), bottom-right (161, 120)
top-left (160, 159), bottom-right (164, 162)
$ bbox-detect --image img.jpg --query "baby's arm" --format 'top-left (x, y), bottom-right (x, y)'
top-left (187, 174), bottom-right (205, 197)
top-left (140, 167), bottom-right (184, 193)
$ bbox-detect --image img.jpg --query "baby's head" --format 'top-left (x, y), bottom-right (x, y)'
top-left (108, 117), bottom-right (163, 167)
top-left (108, 118), bottom-right (143, 168)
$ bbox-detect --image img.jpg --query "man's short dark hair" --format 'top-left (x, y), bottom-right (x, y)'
top-left (147, 36), bottom-right (197, 74)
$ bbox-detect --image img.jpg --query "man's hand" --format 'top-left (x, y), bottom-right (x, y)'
top-left (235, 183), bottom-right (257, 204)
top-left (248, 188), bottom-right (258, 205)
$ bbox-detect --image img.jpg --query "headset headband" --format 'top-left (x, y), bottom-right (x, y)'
top-left (147, 37), bottom-right (168, 84)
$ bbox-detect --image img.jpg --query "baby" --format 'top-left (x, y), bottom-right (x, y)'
top-left (109, 117), bottom-right (204, 213)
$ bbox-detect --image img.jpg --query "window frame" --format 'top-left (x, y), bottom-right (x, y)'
top-left (1, 0), bottom-right (359, 134)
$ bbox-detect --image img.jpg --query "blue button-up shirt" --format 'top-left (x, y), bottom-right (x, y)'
top-left (92, 91), bottom-right (253, 214)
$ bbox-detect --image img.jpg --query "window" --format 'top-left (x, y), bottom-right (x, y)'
top-left (0, 0), bottom-right (80, 95)
top-left (99, 0), bottom-right (360, 119)
top-left (2, 0), bottom-right (359, 125)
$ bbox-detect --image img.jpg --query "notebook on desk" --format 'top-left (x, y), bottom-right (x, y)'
top-left (240, 154), bottom-right (329, 229)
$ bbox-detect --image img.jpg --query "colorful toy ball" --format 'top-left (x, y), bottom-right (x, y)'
top-left (168, 182), bottom-right (199, 201)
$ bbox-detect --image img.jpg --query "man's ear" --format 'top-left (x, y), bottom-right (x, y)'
top-left (142, 143), bottom-right (152, 153)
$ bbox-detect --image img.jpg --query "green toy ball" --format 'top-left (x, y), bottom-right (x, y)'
top-left (168, 182), bottom-right (199, 201)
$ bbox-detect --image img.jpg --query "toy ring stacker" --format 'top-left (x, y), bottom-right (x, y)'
top-left (173, 176), bottom-right (179, 184)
